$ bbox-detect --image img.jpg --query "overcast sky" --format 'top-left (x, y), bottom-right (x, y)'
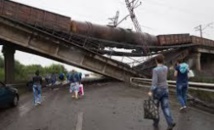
top-left (1, 0), bottom-right (214, 72)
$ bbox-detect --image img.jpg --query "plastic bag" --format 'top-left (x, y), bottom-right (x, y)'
top-left (188, 70), bottom-right (195, 78)
top-left (78, 84), bottom-right (84, 96)
top-left (144, 98), bottom-right (159, 120)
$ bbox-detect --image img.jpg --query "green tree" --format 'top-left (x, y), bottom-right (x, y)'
top-left (45, 64), bottom-right (68, 74)
top-left (0, 56), bottom-right (4, 68)
top-left (0, 68), bottom-right (4, 81)
top-left (0, 55), bottom-right (68, 82)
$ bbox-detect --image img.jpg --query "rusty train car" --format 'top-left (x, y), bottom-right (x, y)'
top-left (0, 0), bottom-right (71, 33)
top-left (70, 20), bottom-right (158, 46)
top-left (0, 0), bottom-right (198, 49)
top-left (0, 0), bottom-right (159, 47)
top-left (157, 34), bottom-right (191, 45)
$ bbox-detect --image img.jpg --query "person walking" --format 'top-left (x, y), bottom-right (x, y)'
top-left (174, 58), bottom-right (189, 111)
top-left (148, 54), bottom-right (176, 130)
top-left (68, 70), bottom-right (80, 99)
top-left (51, 73), bottom-right (57, 85)
top-left (32, 70), bottom-right (43, 106)
top-left (78, 72), bottom-right (82, 84)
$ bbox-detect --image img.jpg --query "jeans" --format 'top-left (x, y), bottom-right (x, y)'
top-left (176, 83), bottom-right (188, 107)
top-left (33, 84), bottom-right (42, 104)
top-left (152, 87), bottom-right (174, 126)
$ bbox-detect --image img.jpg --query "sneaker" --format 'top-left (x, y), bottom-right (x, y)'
top-left (167, 123), bottom-right (176, 130)
top-left (180, 107), bottom-right (185, 111)
top-left (180, 106), bottom-right (187, 112)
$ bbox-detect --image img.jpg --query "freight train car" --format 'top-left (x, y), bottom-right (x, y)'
top-left (0, 0), bottom-right (71, 33)
top-left (157, 34), bottom-right (191, 46)
top-left (191, 36), bottom-right (214, 47)
top-left (1, 0), bottom-right (200, 50)
top-left (0, 0), bottom-right (159, 49)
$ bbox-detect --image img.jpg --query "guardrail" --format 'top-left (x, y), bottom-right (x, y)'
top-left (6, 83), bottom-right (26, 87)
top-left (130, 77), bottom-right (214, 92)
top-left (130, 77), bottom-right (214, 113)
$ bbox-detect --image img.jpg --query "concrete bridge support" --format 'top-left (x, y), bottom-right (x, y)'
top-left (2, 45), bottom-right (15, 84)
top-left (188, 52), bottom-right (201, 71)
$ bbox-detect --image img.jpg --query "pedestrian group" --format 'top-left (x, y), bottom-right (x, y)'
top-left (32, 69), bottom-right (83, 106)
top-left (148, 54), bottom-right (190, 130)
top-left (31, 54), bottom-right (190, 130)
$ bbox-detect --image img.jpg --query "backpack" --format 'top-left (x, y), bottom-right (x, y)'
top-left (179, 63), bottom-right (189, 74)
top-left (59, 73), bottom-right (64, 80)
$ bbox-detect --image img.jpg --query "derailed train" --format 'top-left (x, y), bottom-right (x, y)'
top-left (70, 20), bottom-right (158, 46)
top-left (0, 0), bottom-right (191, 49)
top-left (0, 0), bottom-right (158, 46)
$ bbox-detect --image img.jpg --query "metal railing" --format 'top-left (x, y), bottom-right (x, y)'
top-left (130, 77), bottom-right (214, 92)
top-left (5, 83), bottom-right (26, 87)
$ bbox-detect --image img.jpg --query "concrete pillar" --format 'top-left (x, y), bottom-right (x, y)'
top-left (188, 52), bottom-right (201, 71)
top-left (2, 45), bottom-right (15, 84)
top-left (195, 53), bottom-right (201, 71)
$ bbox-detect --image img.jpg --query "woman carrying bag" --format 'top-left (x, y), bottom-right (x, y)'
top-left (147, 54), bottom-right (176, 130)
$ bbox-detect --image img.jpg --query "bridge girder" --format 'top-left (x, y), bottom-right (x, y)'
top-left (0, 17), bottom-right (141, 82)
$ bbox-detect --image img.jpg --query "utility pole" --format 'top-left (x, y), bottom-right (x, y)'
top-left (125, 0), bottom-right (142, 32)
top-left (108, 11), bottom-right (131, 27)
top-left (195, 22), bottom-right (213, 38)
top-left (108, 0), bottom-right (142, 28)
top-left (194, 25), bottom-right (203, 37)
top-left (125, 0), bottom-right (150, 55)
top-left (108, 11), bottom-right (120, 27)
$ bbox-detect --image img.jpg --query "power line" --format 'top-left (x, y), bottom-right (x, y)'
top-left (194, 22), bottom-right (213, 37)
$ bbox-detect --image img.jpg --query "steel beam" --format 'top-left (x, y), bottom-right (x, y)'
top-left (133, 49), bottom-right (190, 77)
top-left (0, 17), bottom-right (140, 82)
top-left (198, 47), bottom-right (214, 54)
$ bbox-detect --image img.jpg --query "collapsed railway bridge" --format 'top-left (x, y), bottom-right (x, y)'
top-left (0, 0), bottom-right (214, 83)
